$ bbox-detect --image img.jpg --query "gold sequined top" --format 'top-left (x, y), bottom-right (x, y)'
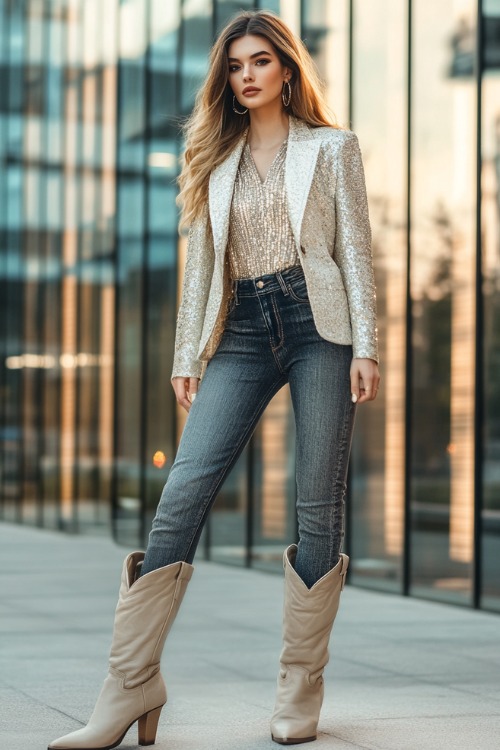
top-left (227, 138), bottom-right (300, 279)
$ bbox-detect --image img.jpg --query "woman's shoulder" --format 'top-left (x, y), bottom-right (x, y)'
top-left (308, 123), bottom-right (359, 149)
top-left (305, 125), bottom-right (364, 167)
top-left (289, 116), bottom-right (359, 161)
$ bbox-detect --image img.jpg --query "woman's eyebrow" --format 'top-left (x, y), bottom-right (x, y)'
top-left (228, 50), bottom-right (272, 62)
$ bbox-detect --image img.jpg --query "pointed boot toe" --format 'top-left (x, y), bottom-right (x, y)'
top-left (47, 673), bottom-right (166, 750)
top-left (47, 553), bottom-right (193, 750)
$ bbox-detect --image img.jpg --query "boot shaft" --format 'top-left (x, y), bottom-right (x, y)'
top-left (279, 545), bottom-right (349, 674)
top-left (109, 553), bottom-right (194, 687)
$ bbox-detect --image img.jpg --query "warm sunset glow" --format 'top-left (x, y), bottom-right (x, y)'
top-left (153, 451), bottom-right (167, 469)
top-left (261, 387), bottom-right (290, 540)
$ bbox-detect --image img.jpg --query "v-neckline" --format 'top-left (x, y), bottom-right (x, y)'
top-left (245, 138), bottom-right (288, 186)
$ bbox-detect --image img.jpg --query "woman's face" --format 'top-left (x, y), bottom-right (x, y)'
top-left (227, 34), bottom-right (291, 112)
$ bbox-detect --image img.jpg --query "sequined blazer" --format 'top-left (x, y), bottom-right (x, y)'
top-left (171, 115), bottom-right (378, 380)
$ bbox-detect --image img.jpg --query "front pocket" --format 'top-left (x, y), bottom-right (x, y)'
top-left (287, 277), bottom-right (309, 303)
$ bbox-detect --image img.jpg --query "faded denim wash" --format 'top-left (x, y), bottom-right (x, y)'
top-left (142, 264), bottom-right (356, 588)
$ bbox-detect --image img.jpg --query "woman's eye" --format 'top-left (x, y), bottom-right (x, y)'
top-left (228, 59), bottom-right (269, 72)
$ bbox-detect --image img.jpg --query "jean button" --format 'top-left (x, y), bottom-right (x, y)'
top-left (256, 280), bottom-right (264, 288)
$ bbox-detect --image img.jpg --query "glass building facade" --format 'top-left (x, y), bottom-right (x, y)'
top-left (0, 0), bottom-right (499, 612)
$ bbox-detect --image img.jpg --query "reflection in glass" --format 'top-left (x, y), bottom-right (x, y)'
top-left (251, 386), bottom-right (297, 572)
top-left (349, 0), bottom-right (407, 592)
top-left (181, 0), bottom-right (212, 115)
top-left (410, 0), bottom-right (476, 604)
top-left (215, 0), bottom-right (254, 35)
top-left (303, 0), bottom-right (349, 127)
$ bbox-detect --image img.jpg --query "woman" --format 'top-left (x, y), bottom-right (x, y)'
top-left (48, 9), bottom-right (379, 750)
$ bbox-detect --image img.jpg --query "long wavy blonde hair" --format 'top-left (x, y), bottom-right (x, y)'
top-left (177, 9), bottom-right (341, 231)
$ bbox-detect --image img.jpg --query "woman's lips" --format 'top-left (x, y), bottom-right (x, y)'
top-left (242, 89), bottom-right (261, 97)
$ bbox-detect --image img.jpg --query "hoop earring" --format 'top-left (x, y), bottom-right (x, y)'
top-left (282, 80), bottom-right (292, 108)
top-left (232, 95), bottom-right (248, 115)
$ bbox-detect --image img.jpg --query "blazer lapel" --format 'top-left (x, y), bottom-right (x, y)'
top-left (208, 117), bottom-right (321, 257)
top-left (285, 116), bottom-right (322, 249)
top-left (208, 130), bottom-right (248, 256)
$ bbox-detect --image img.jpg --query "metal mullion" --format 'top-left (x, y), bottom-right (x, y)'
top-left (71, 0), bottom-right (84, 532)
top-left (23, 0), bottom-right (45, 526)
top-left (18, 1), bottom-right (29, 524)
top-left (32, 0), bottom-right (46, 527)
top-left (37, 0), bottom-right (54, 528)
top-left (211, 0), bottom-right (216, 40)
top-left (12, 1), bottom-right (26, 523)
top-left (53, 0), bottom-right (66, 529)
top-left (139, 0), bottom-right (152, 548)
top-left (348, 0), bottom-right (354, 128)
top-left (403, 0), bottom-right (413, 598)
top-left (90, 3), bottom-right (104, 524)
top-left (0, 0), bottom-right (8, 518)
top-left (473, 0), bottom-right (483, 610)
top-left (110, 0), bottom-right (122, 543)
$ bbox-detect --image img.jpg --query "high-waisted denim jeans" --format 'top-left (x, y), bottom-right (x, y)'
top-left (141, 263), bottom-right (356, 587)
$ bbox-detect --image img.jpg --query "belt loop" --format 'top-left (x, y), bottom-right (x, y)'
top-left (233, 280), bottom-right (239, 305)
top-left (276, 270), bottom-right (289, 296)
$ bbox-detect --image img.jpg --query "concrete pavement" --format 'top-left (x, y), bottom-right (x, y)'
top-left (0, 522), bottom-right (499, 750)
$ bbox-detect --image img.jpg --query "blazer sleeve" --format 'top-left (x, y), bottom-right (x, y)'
top-left (333, 131), bottom-right (379, 363)
top-left (171, 203), bottom-right (215, 380)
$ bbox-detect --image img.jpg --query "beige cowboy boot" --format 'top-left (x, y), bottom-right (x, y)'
top-left (271, 544), bottom-right (349, 745)
top-left (48, 552), bottom-right (193, 750)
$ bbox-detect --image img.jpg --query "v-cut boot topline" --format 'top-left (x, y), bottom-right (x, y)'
top-left (271, 544), bottom-right (349, 745)
top-left (48, 552), bottom-right (193, 750)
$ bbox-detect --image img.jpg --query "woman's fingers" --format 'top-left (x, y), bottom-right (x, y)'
top-left (357, 377), bottom-right (376, 403)
top-left (188, 377), bottom-right (199, 404)
top-left (350, 368), bottom-right (360, 403)
top-left (171, 376), bottom-right (200, 413)
top-left (350, 359), bottom-right (380, 404)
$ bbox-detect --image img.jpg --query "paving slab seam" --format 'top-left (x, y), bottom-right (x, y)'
top-left (340, 711), bottom-right (500, 721)
top-left (0, 681), bottom-right (86, 726)
top-left (331, 653), bottom-right (495, 696)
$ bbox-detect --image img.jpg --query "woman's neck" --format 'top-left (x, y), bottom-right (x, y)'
top-left (247, 108), bottom-right (290, 149)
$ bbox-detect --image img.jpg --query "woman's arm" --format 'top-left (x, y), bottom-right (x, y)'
top-left (333, 131), bottom-right (379, 365)
top-left (171, 203), bottom-right (214, 381)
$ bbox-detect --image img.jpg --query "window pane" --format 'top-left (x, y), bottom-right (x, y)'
top-left (114, 0), bottom-right (148, 546)
top-left (410, 0), bottom-right (477, 604)
top-left (350, 0), bottom-right (408, 592)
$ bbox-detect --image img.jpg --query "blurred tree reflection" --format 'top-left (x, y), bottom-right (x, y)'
top-left (412, 202), bottom-right (453, 505)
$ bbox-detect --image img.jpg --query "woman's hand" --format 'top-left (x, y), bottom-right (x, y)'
top-left (350, 358), bottom-right (380, 404)
top-left (171, 376), bottom-right (200, 413)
